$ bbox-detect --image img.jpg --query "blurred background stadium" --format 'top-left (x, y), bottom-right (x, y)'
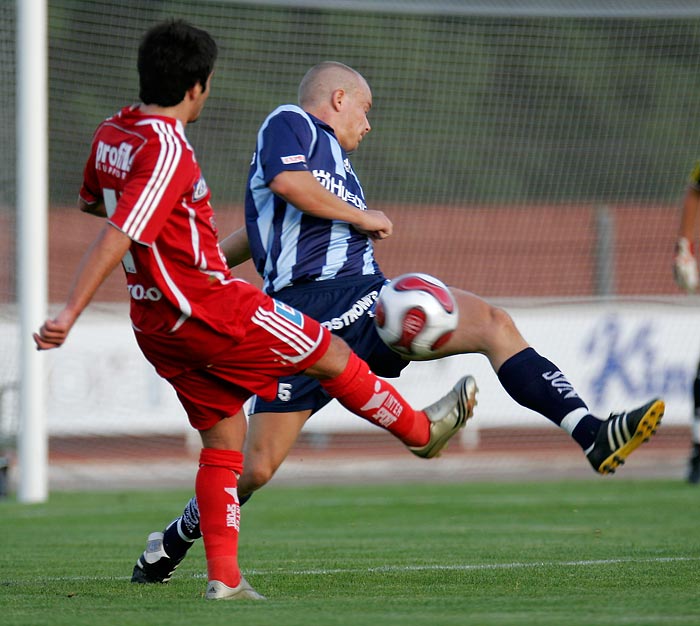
top-left (2, 0), bottom-right (700, 491)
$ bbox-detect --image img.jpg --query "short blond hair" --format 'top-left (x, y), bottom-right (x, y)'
top-left (298, 61), bottom-right (367, 108)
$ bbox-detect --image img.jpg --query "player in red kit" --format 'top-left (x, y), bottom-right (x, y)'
top-left (33, 20), bottom-right (476, 600)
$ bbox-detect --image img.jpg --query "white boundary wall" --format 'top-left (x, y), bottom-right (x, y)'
top-left (1, 298), bottom-right (698, 437)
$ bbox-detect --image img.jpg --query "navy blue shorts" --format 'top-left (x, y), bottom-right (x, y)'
top-left (249, 275), bottom-right (409, 415)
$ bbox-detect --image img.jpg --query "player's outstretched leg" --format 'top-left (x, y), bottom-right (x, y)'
top-left (409, 375), bottom-right (478, 459)
top-left (585, 399), bottom-right (665, 475)
top-left (317, 348), bottom-right (477, 455)
top-left (493, 346), bottom-right (664, 474)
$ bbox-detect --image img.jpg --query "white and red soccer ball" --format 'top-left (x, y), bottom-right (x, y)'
top-left (374, 272), bottom-right (458, 360)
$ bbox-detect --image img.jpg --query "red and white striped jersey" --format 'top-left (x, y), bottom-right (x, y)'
top-left (79, 105), bottom-right (257, 360)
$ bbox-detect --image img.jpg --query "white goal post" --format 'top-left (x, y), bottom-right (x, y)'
top-left (16, 0), bottom-right (48, 503)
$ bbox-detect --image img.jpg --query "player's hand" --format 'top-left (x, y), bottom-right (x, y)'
top-left (673, 237), bottom-right (699, 293)
top-left (33, 311), bottom-right (75, 350)
top-left (354, 209), bottom-right (393, 240)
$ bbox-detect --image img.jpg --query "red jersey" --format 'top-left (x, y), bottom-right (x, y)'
top-left (80, 105), bottom-right (265, 377)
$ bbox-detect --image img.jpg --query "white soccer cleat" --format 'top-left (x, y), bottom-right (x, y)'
top-left (409, 375), bottom-right (478, 459)
top-left (205, 577), bottom-right (266, 601)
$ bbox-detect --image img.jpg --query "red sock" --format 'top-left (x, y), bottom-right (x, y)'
top-left (320, 351), bottom-right (429, 447)
top-left (196, 448), bottom-right (245, 587)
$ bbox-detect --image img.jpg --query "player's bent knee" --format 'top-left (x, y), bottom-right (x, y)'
top-left (487, 305), bottom-right (528, 350)
top-left (490, 305), bottom-right (517, 332)
top-left (242, 462), bottom-right (276, 492)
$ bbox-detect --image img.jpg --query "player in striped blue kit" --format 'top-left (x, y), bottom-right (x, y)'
top-left (132, 61), bottom-right (664, 585)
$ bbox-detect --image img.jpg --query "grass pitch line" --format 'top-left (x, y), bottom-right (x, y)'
top-left (25, 555), bottom-right (697, 584)
top-left (245, 555), bottom-right (699, 576)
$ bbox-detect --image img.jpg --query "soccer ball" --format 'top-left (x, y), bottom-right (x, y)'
top-left (374, 272), bottom-right (459, 360)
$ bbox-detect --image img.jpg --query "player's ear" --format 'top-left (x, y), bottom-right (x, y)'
top-left (186, 80), bottom-right (206, 102)
top-left (331, 88), bottom-right (345, 111)
top-left (183, 85), bottom-right (196, 104)
top-left (200, 72), bottom-right (214, 95)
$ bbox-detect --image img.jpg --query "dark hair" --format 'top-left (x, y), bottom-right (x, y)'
top-left (138, 20), bottom-right (217, 107)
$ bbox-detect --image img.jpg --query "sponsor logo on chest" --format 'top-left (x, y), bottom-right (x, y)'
top-left (312, 169), bottom-right (366, 210)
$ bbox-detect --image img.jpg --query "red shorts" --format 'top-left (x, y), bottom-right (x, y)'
top-left (137, 295), bottom-right (332, 430)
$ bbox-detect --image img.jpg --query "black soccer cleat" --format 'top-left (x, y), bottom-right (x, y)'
top-left (131, 531), bottom-right (183, 584)
top-left (586, 399), bottom-right (664, 475)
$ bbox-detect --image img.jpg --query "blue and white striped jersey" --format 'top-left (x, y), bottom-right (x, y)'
top-left (245, 104), bottom-right (382, 294)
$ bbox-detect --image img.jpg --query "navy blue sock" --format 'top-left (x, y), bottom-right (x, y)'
top-left (497, 347), bottom-right (601, 449)
top-left (240, 492), bottom-right (253, 506)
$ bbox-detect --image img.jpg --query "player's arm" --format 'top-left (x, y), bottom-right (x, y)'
top-left (79, 145), bottom-right (107, 217)
top-left (219, 226), bottom-right (252, 267)
top-left (33, 223), bottom-right (131, 350)
top-left (673, 173), bottom-right (700, 292)
top-left (269, 169), bottom-right (393, 240)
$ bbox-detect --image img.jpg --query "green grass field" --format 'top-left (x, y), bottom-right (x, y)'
top-left (1, 480), bottom-right (699, 626)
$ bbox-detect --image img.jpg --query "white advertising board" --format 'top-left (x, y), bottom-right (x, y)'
top-left (1, 299), bottom-right (698, 435)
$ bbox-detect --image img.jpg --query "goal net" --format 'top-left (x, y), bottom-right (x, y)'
top-left (3, 0), bottom-right (700, 487)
